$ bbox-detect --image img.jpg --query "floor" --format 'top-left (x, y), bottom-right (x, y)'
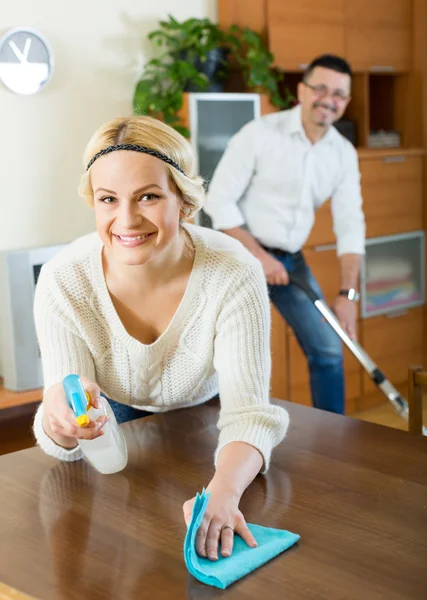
top-left (352, 397), bottom-right (427, 432)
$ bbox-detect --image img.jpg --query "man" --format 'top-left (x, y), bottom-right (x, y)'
top-left (204, 54), bottom-right (365, 414)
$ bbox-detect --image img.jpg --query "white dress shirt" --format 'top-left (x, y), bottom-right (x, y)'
top-left (204, 104), bottom-right (365, 256)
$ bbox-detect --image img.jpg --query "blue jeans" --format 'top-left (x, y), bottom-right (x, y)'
top-left (105, 397), bottom-right (219, 423)
top-left (268, 251), bottom-right (345, 414)
top-left (105, 397), bottom-right (151, 424)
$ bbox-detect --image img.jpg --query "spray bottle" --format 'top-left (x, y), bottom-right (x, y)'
top-left (63, 374), bottom-right (128, 474)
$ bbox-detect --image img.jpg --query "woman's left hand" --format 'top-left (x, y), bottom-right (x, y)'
top-left (183, 484), bottom-right (257, 561)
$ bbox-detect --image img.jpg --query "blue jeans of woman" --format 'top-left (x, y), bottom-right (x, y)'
top-left (105, 397), bottom-right (151, 424)
top-left (268, 250), bottom-right (345, 414)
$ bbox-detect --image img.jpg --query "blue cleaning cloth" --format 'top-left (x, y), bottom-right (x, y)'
top-left (184, 489), bottom-right (300, 589)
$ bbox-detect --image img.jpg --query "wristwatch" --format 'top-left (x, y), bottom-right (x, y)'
top-left (339, 288), bottom-right (360, 301)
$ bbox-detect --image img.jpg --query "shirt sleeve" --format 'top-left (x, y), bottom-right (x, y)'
top-left (331, 143), bottom-right (366, 256)
top-left (213, 260), bottom-right (289, 472)
top-left (204, 120), bottom-right (260, 230)
top-left (32, 269), bottom-right (96, 461)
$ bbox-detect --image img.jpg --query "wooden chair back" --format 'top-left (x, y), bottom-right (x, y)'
top-left (407, 366), bottom-right (427, 435)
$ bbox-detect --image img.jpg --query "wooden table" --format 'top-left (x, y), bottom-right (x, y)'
top-left (0, 400), bottom-right (426, 600)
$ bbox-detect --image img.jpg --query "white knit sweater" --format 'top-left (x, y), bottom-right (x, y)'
top-left (33, 224), bottom-right (289, 468)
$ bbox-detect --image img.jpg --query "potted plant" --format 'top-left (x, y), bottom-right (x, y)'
top-left (133, 15), bottom-right (293, 137)
top-left (148, 16), bottom-right (230, 92)
top-left (226, 26), bottom-right (294, 110)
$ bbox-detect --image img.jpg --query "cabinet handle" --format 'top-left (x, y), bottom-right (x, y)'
top-left (383, 156), bottom-right (406, 163)
top-left (313, 244), bottom-right (336, 252)
top-left (369, 65), bottom-right (394, 72)
top-left (386, 310), bottom-right (408, 319)
top-left (299, 63), bottom-right (308, 70)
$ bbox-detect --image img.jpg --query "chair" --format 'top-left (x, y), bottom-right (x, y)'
top-left (407, 366), bottom-right (426, 435)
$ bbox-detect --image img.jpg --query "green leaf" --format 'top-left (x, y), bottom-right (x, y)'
top-left (135, 14), bottom-right (293, 136)
top-left (192, 73), bottom-right (209, 89)
top-left (228, 24), bottom-right (243, 35)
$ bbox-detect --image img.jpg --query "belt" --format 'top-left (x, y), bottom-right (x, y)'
top-left (261, 245), bottom-right (302, 258)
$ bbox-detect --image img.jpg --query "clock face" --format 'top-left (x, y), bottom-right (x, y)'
top-left (0, 28), bottom-right (53, 95)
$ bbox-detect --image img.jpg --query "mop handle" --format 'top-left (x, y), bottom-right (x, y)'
top-left (288, 272), bottom-right (427, 436)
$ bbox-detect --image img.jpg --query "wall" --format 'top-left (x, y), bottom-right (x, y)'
top-left (0, 0), bottom-right (217, 376)
top-left (0, 0), bottom-right (217, 251)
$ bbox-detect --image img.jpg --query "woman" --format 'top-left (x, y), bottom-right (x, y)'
top-left (33, 115), bottom-right (289, 561)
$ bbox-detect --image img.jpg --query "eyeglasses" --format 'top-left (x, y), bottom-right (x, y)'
top-left (303, 81), bottom-right (350, 102)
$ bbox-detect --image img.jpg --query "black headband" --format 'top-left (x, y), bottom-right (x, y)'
top-left (86, 143), bottom-right (186, 176)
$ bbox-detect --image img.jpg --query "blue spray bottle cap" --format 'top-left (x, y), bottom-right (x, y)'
top-left (63, 374), bottom-right (91, 427)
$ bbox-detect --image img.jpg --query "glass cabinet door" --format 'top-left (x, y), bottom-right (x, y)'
top-left (189, 93), bottom-right (260, 227)
top-left (361, 231), bottom-right (425, 318)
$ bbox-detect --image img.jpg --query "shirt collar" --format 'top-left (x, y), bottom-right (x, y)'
top-left (289, 104), bottom-right (305, 136)
top-left (289, 103), bottom-right (338, 145)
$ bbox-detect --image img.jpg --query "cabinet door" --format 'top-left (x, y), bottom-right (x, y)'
top-left (360, 154), bottom-right (423, 238)
top-left (267, 0), bottom-right (345, 70)
top-left (218, 0), bottom-right (266, 35)
top-left (305, 200), bottom-right (335, 247)
top-left (346, 0), bottom-right (412, 72)
top-left (270, 304), bottom-right (288, 400)
top-left (360, 308), bottom-right (424, 406)
top-left (303, 247), bottom-right (362, 308)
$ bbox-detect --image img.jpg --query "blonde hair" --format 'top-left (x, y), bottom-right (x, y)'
top-left (78, 115), bottom-right (205, 221)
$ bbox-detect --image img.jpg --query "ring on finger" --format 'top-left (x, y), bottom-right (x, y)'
top-left (221, 524), bottom-right (234, 534)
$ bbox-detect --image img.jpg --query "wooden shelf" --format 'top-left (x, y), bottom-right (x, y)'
top-left (357, 147), bottom-right (425, 159)
top-left (0, 379), bottom-right (42, 411)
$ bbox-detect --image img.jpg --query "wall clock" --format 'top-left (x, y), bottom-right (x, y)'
top-left (0, 28), bottom-right (53, 95)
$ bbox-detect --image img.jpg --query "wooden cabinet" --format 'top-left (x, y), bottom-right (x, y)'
top-left (302, 151), bottom-right (424, 246)
top-left (267, 0), bottom-right (346, 70)
top-left (361, 308), bottom-right (424, 400)
top-left (267, 0), bottom-right (412, 72)
top-left (345, 0), bottom-right (413, 72)
top-left (218, 0), bottom-right (427, 414)
top-left (217, 0), bottom-right (266, 36)
top-left (287, 333), bottom-right (311, 408)
top-left (359, 152), bottom-right (424, 238)
top-left (305, 200), bottom-right (335, 247)
top-left (303, 247), bottom-right (341, 306)
top-left (270, 305), bottom-right (288, 400)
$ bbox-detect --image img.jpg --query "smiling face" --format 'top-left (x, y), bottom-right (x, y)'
top-left (298, 66), bottom-right (351, 129)
top-left (90, 150), bottom-right (183, 266)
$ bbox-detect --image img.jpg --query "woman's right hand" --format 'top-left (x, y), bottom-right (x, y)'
top-left (42, 376), bottom-right (109, 448)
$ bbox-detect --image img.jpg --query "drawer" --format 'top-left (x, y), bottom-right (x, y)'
top-left (360, 155), bottom-right (423, 237)
top-left (361, 307), bottom-right (424, 393)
